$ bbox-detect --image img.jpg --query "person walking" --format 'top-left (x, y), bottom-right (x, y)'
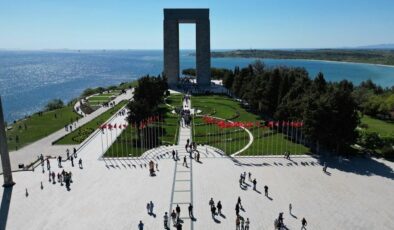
top-left (176, 204), bottom-right (181, 220)
top-left (70, 156), bottom-right (74, 167)
top-left (248, 172), bottom-right (251, 181)
top-left (183, 156), bottom-right (188, 167)
top-left (149, 201), bottom-right (154, 214)
top-left (235, 203), bottom-right (240, 216)
top-left (264, 185), bottom-right (269, 197)
top-left (73, 147), bottom-right (77, 158)
top-left (138, 220), bottom-right (144, 230)
top-left (171, 210), bottom-right (177, 226)
top-left (79, 158), bottom-right (83, 168)
top-left (211, 205), bottom-right (216, 218)
top-left (46, 158), bottom-right (50, 170)
top-left (252, 179), bottom-right (257, 190)
top-left (301, 217), bottom-right (307, 229)
top-left (209, 198), bottom-right (214, 208)
top-left (188, 203), bottom-right (193, 218)
top-left (164, 212), bottom-right (169, 229)
top-left (245, 218), bottom-right (250, 230)
top-left (172, 150), bottom-right (175, 160)
top-left (236, 215), bottom-right (241, 230)
top-left (217, 201), bottom-right (222, 215)
top-left (146, 202), bottom-right (150, 214)
top-left (289, 203), bottom-right (292, 214)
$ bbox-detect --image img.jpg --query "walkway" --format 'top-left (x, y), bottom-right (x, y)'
top-left (169, 96), bottom-right (194, 230)
top-left (6, 89), bottom-right (134, 171)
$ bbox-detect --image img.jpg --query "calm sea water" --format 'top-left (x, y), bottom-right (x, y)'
top-left (1, 50), bottom-right (394, 123)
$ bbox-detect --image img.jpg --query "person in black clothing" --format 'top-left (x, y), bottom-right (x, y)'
top-left (70, 156), bottom-right (74, 167)
top-left (188, 203), bottom-right (193, 218)
top-left (211, 205), bottom-right (216, 218)
top-left (172, 150), bottom-right (176, 160)
top-left (73, 147), bottom-right (77, 158)
top-left (264, 185), bottom-right (269, 196)
top-left (176, 223), bottom-right (182, 230)
top-left (176, 204), bottom-right (181, 221)
top-left (217, 201), bottom-right (222, 215)
top-left (252, 179), bottom-right (257, 190)
top-left (301, 217), bottom-right (307, 229)
top-left (235, 203), bottom-right (240, 216)
top-left (237, 196), bottom-right (242, 209)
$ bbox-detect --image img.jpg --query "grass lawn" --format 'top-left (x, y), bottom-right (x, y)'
top-left (54, 101), bottom-right (128, 145)
top-left (104, 106), bottom-right (180, 158)
top-left (360, 115), bottom-right (394, 137)
top-left (191, 95), bottom-right (309, 155)
top-left (6, 106), bottom-right (81, 151)
top-left (165, 94), bottom-right (183, 108)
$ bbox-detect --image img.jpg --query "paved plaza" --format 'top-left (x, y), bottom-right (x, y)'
top-left (1, 95), bottom-right (394, 230)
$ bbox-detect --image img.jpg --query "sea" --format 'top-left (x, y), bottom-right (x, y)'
top-left (1, 50), bottom-right (394, 123)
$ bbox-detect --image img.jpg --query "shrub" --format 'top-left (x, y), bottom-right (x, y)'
top-left (381, 144), bottom-right (394, 159)
top-left (45, 99), bottom-right (64, 111)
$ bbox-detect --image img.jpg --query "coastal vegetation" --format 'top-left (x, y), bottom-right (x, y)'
top-left (210, 49), bottom-right (394, 66)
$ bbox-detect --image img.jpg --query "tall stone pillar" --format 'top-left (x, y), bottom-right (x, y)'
top-left (164, 19), bottom-right (179, 86)
top-left (196, 19), bottom-right (211, 87)
top-left (0, 96), bottom-right (15, 187)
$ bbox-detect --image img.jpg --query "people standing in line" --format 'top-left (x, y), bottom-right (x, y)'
top-left (301, 217), bottom-right (307, 229)
top-left (252, 179), bottom-right (257, 190)
top-left (188, 203), bottom-right (193, 218)
top-left (164, 212), bottom-right (169, 229)
top-left (138, 220), bottom-right (144, 230)
top-left (217, 201), bottom-right (222, 215)
top-left (264, 185), bottom-right (269, 197)
top-left (245, 218), bottom-right (250, 230)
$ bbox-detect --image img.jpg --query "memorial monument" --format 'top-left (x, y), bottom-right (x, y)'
top-left (164, 8), bottom-right (211, 87)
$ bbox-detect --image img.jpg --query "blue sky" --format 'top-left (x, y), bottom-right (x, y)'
top-left (0, 0), bottom-right (393, 50)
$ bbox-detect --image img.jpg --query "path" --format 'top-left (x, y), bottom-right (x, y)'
top-left (168, 96), bottom-right (194, 230)
top-left (6, 89), bottom-right (134, 171)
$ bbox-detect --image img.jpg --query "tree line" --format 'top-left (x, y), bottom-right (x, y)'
top-left (219, 60), bottom-right (375, 155)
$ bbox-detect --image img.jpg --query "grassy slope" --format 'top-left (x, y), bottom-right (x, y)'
top-left (192, 95), bottom-right (309, 155)
top-left (360, 115), bottom-right (394, 137)
top-left (55, 101), bottom-right (128, 145)
top-left (6, 106), bottom-right (81, 151)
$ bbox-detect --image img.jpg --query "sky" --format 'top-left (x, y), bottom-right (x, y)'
top-left (0, 0), bottom-right (394, 50)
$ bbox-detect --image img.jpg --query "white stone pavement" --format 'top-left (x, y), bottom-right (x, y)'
top-left (1, 92), bottom-right (394, 229)
top-left (5, 89), bottom-right (133, 171)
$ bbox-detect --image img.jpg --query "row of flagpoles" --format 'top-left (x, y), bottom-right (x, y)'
top-left (99, 115), bottom-right (165, 158)
top-left (200, 115), bottom-right (306, 155)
